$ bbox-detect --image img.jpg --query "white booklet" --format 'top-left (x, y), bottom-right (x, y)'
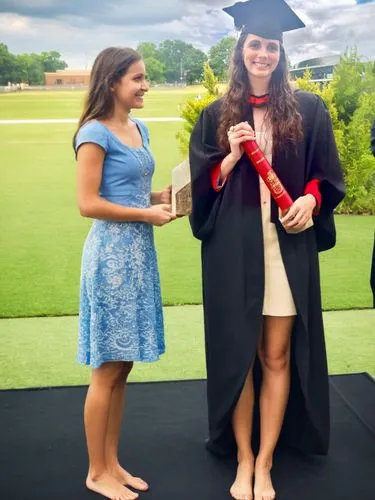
top-left (171, 159), bottom-right (192, 217)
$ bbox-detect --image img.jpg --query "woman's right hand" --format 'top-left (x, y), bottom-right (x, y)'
top-left (145, 204), bottom-right (175, 226)
top-left (227, 122), bottom-right (256, 162)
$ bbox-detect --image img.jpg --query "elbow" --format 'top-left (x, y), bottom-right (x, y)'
top-left (78, 201), bottom-right (95, 218)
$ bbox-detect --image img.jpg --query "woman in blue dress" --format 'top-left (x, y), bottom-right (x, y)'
top-left (73, 47), bottom-right (174, 500)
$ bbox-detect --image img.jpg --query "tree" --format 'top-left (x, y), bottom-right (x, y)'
top-left (331, 47), bottom-right (372, 124)
top-left (144, 57), bottom-right (165, 84)
top-left (295, 70), bottom-right (345, 152)
top-left (0, 46), bottom-right (67, 85)
top-left (295, 67), bottom-right (375, 214)
top-left (40, 51), bottom-right (67, 72)
top-left (0, 43), bottom-right (21, 85)
top-left (183, 45), bottom-right (207, 84)
top-left (202, 62), bottom-right (219, 96)
top-left (16, 53), bottom-right (44, 85)
top-left (176, 62), bottom-right (220, 155)
top-left (208, 36), bottom-right (236, 80)
top-left (340, 92), bottom-right (375, 213)
top-left (158, 40), bottom-right (206, 83)
top-left (136, 42), bottom-right (159, 60)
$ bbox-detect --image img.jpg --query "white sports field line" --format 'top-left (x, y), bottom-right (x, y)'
top-left (0, 117), bottom-right (183, 125)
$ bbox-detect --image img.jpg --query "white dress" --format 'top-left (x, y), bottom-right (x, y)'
top-left (256, 129), bottom-right (297, 317)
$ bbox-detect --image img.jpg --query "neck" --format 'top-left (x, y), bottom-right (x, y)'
top-left (109, 104), bottom-right (130, 126)
top-left (249, 75), bottom-right (271, 96)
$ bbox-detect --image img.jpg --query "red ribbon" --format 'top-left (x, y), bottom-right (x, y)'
top-left (248, 95), bottom-right (270, 107)
top-left (242, 140), bottom-right (293, 211)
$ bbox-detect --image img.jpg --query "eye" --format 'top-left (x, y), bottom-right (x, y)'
top-left (267, 44), bottom-right (279, 53)
top-left (248, 40), bottom-right (261, 49)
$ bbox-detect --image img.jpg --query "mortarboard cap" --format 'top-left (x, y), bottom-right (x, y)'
top-left (223, 0), bottom-right (305, 42)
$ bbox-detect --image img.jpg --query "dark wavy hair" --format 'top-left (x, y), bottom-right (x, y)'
top-left (217, 32), bottom-right (303, 153)
top-left (73, 46), bottom-right (142, 149)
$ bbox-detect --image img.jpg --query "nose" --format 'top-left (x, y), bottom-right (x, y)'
top-left (142, 80), bottom-right (149, 92)
top-left (257, 48), bottom-right (268, 60)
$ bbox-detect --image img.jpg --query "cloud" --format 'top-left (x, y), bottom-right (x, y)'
top-left (0, 0), bottom-right (187, 26)
top-left (0, 0), bottom-right (374, 67)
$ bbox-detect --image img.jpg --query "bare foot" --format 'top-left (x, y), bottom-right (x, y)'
top-left (230, 460), bottom-right (254, 500)
top-left (86, 471), bottom-right (139, 500)
top-left (254, 462), bottom-right (276, 500)
top-left (109, 464), bottom-right (149, 492)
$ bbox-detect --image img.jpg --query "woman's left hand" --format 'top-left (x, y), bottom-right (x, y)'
top-left (280, 194), bottom-right (316, 230)
top-left (160, 185), bottom-right (172, 204)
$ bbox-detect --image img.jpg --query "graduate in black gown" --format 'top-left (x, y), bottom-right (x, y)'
top-left (371, 120), bottom-right (375, 307)
top-left (189, 1), bottom-right (346, 499)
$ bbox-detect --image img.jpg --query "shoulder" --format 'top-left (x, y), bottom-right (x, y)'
top-left (196, 98), bottom-right (223, 131)
top-left (78, 119), bottom-right (107, 137)
top-left (131, 117), bottom-right (149, 136)
top-left (203, 97), bottom-right (223, 117)
top-left (294, 90), bottom-right (329, 124)
top-left (75, 120), bottom-right (109, 153)
top-left (294, 90), bottom-right (323, 110)
top-left (131, 117), bottom-right (150, 145)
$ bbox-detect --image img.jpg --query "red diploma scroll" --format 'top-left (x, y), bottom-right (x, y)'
top-left (242, 140), bottom-right (293, 211)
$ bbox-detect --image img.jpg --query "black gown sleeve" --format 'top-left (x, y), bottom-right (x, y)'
top-left (371, 119), bottom-right (375, 157)
top-left (307, 96), bottom-right (346, 251)
top-left (189, 103), bottom-right (225, 241)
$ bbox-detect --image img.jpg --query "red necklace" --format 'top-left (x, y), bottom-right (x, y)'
top-left (249, 94), bottom-right (270, 107)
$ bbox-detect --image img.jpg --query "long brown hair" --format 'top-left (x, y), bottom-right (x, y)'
top-left (73, 47), bottom-right (142, 149)
top-left (217, 32), bottom-right (303, 152)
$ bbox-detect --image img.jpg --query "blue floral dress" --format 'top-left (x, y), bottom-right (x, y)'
top-left (75, 119), bottom-right (165, 368)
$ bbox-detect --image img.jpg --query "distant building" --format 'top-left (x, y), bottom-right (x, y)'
top-left (289, 55), bottom-right (341, 83)
top-left (44, 69), bottom-right (90, 86)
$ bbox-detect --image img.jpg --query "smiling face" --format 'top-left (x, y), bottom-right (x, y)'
top-left (113, 59), bottom-right (149, 111)
top-left (243, 34), bottom-right (281, 83)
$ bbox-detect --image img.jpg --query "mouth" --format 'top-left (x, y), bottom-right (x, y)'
top-left (253, 62), bottom-right (270, 70)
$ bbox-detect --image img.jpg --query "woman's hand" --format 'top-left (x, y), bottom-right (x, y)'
top-left (159, 185), bottom-right (172, 205)
top-left (279, 194), bottom-right (316, 231)
top-left (227, 122), bottom-right (256, 162)
top-left (145, 204), bottom-right (175, 226)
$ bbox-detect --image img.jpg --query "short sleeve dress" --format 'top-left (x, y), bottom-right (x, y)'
top-left (75, 119), bottom-right (165, 368)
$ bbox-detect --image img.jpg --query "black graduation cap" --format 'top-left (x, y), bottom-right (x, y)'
top-left (223, 0), bottom-right (305, 41)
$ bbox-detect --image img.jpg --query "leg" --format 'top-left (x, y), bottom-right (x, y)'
top-left (105, 363), bottom-right (149, 491)
top-left (230, 357), bottom-right (256, 500)
top-left (254, 315), bottom-right (294, 500)
top-left (84, 361), bottom-right (139, 500)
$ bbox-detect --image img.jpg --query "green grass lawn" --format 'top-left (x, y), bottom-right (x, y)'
top-left (0, 87), bottom-right (203, 119)
top-left (0, 307), bottom-right (373, 390)
top-left (0, 89), bottom-right (374, 317)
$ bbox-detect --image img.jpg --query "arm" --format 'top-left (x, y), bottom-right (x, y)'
top-left (210, 123), bottom-right (256, 192)
top-left (77, 143), bottom-right (173, 226)
top-left (304, 178), bottom-right (321, 214)
top-left (151, 192), bottom-right (162, 205)
top-left (210, 154), bottom-right (238, 192)
top-left (151, 185), bottom-right (172, 205)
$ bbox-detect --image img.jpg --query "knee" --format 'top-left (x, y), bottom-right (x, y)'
top-left (100, 362), bottom-right (133, 389)
top-left (260, 349), bottom-right (290, 373)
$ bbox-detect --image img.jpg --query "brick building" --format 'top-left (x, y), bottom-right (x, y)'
top-left (44, 69), bottom-right (91, 86)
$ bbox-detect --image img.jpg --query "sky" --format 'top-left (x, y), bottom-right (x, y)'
top-left (0, 0), bottom-right (374, 68)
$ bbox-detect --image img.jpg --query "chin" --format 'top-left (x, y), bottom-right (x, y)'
top-left (249, 69), bottom-right (272, 79)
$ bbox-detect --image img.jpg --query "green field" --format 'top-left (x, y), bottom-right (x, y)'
top-left (0, 89), bottom-right (374, 318)
top-left (0, 89), bottom-right (374, 390)
top-left (0, 88), bottom-right (202, 119)
top-left (0, 308), bottom-right (374, 389)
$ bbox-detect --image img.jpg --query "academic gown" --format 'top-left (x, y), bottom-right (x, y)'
top-left (189, 91), bottom-right (346, 456)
